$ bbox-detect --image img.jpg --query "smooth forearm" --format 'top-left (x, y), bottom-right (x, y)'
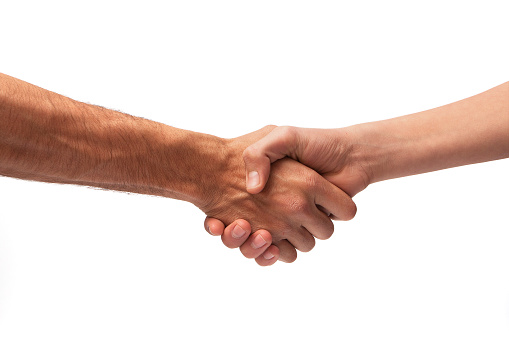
top-left (0, 73), bottom-right (225, 207)
top-left (345, 82), bottom-right (509, 184)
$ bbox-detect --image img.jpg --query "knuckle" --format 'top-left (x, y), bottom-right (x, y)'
top-left (303, 172), bottom-right (319, 189)
top-left (277, 126), bottom-right (298, 144)
top-left (287, 196), bottom-right (312, 216)
top-left (263, 124), bottom-right (277, 131)
top-left (242, 146), bottom-right (259, 162)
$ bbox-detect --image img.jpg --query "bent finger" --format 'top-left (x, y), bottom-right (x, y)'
top-left (301, 206), bottom-right (335, 240)
top-left (221, 219), bottom-right (252, 249)
top-left (239, 230), bottom-right (272, 259)
top-left (286, 226), bottom-right (316, 253)
top-left (314, 176), bottom-right (357, 221)
top-left (275, 239), bottom-right (298, 263)
top-left (255, 245), bottom-right (280, 266)
top-left (204, 217), bottom-right (226, 236)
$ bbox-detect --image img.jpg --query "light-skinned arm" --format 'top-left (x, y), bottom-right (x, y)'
top-left (0, 73), bottom-right (357, 265)
top-left (208, 81), bottom-right (509, 253)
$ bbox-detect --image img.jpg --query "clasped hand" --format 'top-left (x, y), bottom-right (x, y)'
top-left (201, 126), bottom-right (360, 266)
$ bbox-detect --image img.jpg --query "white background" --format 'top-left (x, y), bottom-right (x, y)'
top-left (1, 1), bottom-right (508, 338)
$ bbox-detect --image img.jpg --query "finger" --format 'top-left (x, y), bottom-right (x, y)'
top-left (255, 245), bottom-right (280, 266)
top-left (243, 126), bottom-right (301, 194)
top-left (285, 226), bottom-right (316, 253)
top-left (317, 198), bottom-right (353, 222)
top-left (275, 239), bottom-right (298, 263)
top-left (204, 217), bottom-right (226, 236)
top-left (221, 219), bottom-right (252, 249)
top-left (301, 206), bottom-right (335, 240)
top-left (239, 230), bottom-right (272, 259)
top-left (317, 205), bottom-right (331, 216)
top-left (313, 175), bottom-right (358, 221)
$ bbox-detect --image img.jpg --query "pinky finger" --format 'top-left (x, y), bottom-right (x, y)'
top-left (255, 245), bottom-right (280, 266)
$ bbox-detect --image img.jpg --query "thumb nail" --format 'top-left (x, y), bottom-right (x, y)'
top-left (247, 171), bottom-right (260, 189)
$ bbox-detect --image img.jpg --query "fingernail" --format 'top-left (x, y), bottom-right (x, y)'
top-left (263, 252), bottom-right (275, 260)
top-left (251, 234), bottom-right (267, 249)
top-left (232, 224), bottom-right (247, 239)
top-left (247, 171), bottom-right (260, 189)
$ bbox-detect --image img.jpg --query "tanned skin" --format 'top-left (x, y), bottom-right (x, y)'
top-left (0, 73), bottom-right (356, 265)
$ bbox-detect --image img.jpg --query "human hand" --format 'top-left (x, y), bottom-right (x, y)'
top-left (198, 126), bottom-right (357, 264)
top-left (203, 125), bottom-right (367, 265)
top-left (204, 217), bottom-right (280, 266)
top-left (243, 126), bottom-right (371, 199)
top-left (206, 82), bottom-right (509, 264)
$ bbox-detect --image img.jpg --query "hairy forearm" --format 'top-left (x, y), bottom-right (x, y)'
top-left (345, 82), bottom-right (509, 184)
top-left (0, 73), bottom-right (226, 207)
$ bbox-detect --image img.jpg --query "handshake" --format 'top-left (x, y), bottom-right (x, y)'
top-left (1, 73), bottom-right (508, 267)
top-left (200, 125), bottom-right (361, 266)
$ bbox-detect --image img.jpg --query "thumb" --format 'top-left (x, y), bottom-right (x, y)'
top-left (243, 126), bottom-right (300, 194)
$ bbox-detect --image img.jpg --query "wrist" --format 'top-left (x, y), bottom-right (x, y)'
top-left (339, 123), bottom-right (394, 187)
top-left (119, 122), bottom-right (231, 207)
top-left (194, 137), bottom-right (246, 214)
top-left (166, 131), bottom-right (233, 209)
top-left (343, 116), bottom-right (429, 185)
